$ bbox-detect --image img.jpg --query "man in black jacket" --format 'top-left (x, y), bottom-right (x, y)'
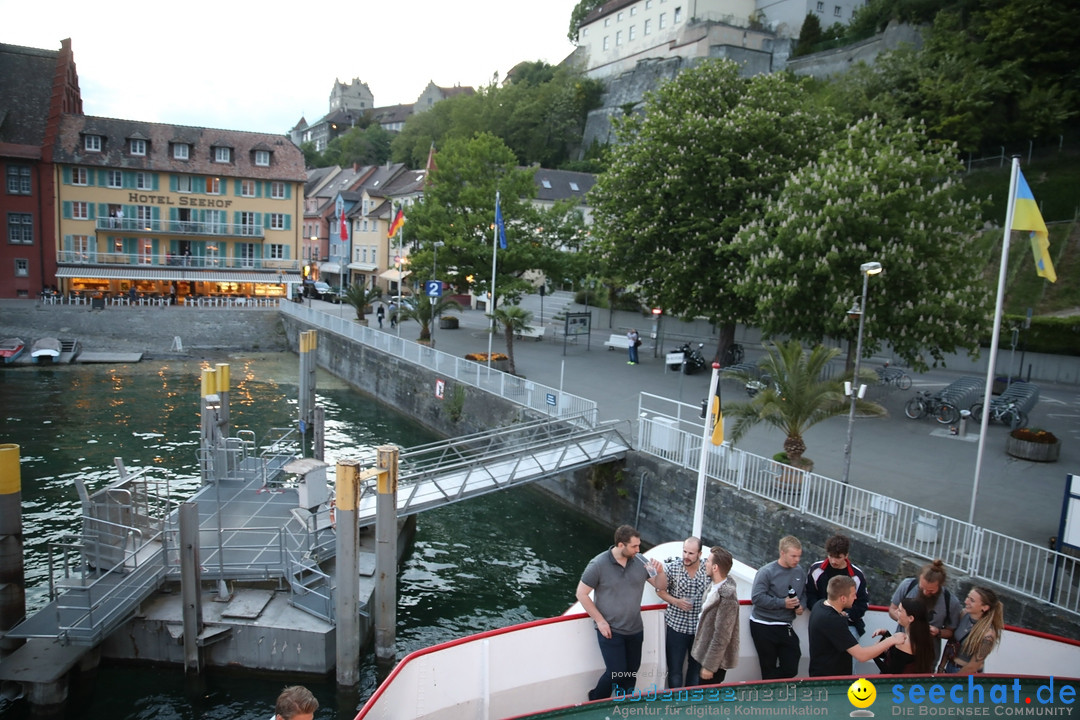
top-left (805, 535), bottom-right (869, 638)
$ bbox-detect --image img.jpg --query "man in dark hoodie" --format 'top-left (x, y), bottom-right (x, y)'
top-left (805, 534), bottom-right (869, 638)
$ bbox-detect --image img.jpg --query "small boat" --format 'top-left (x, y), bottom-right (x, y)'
top-left (0, 337), bottom-right (25, 364)
top-left (31, 337), bottom-right (61, 363)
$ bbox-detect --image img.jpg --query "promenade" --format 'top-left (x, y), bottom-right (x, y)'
top-left (359, 289), bottom-right (1079, 551)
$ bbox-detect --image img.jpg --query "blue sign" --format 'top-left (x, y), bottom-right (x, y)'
top-left (425, 280), bottom-right (443, 298)
top-left (546, 393), bottom-right (557, 407)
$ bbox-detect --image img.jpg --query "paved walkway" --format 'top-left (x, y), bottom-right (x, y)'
top-left (358, 290), bottom-right (1079, 550)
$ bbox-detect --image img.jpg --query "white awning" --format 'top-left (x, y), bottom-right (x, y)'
top-left (348, 262), bottom-right (378, 272)
top-left (319, 263), bottom-right (342, 274)
top-left (56, 267), bottom-right (301, 284)
top-left (378, 269), bottom-right (412, 282)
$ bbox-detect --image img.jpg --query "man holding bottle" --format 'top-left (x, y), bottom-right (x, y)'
top-left (749, 535), bottom-right (806, 679)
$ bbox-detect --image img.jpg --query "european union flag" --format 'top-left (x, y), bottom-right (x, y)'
top-left (495, 192), bottom-right (507, 250)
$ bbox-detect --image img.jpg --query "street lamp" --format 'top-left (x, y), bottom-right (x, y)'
top-left (840, 261), bottom-right (883, 494)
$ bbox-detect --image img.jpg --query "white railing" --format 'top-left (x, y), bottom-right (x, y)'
top-left (636, 396), bottom-right (1080, 617)
top-left (281, 302), bottom-right (598, 425)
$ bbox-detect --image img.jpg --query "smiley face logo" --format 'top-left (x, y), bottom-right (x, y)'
top-left (848, 678), bottom-right (877, 709)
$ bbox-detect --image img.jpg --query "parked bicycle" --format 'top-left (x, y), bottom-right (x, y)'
top-left (904, 390), bottom-right (960, 424)
top-left (721, 343), bottom-right (745, 367)
top-left (969, 401), bottom-right (1028, 430)
top-left (876, 362), bottom-right (912, 390)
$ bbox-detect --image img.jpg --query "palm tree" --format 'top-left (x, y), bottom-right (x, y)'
top-left (722, 340), bottom-right (883, 469)
top-left (399, 295), bottom-right (463, 341)
top-left (342, 284), bottom-right (383, 323)
top-left (490, 305), bottom-right (534, 376)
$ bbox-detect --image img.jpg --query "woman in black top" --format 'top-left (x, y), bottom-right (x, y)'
top-left (874, 600), bottom-right (934, 674)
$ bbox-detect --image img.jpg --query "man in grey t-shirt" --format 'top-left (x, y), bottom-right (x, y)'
top-left (576, 524), bottom-right (665, 701)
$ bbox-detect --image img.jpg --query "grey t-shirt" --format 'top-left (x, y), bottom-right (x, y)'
top-left (581, 547), bottom-right (650, 635)
top-left (750, 560), bottom-right (806, 624)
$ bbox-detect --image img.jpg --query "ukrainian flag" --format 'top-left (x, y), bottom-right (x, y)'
top-left (1012, 169), bottom-right (1056, 283)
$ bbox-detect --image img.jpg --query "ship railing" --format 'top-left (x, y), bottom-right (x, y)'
top-left (636, 395), bottom-right (1080, 618)
top-left (281, 301), bottom-right (598, 428)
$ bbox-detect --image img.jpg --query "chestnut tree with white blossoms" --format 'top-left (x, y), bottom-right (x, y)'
top-left (731, 116), bottom-right (991, 371)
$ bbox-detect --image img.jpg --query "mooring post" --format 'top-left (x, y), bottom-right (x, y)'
top-left (215, 363), bottom-right (230, 438)
top-left (313, 406), bottom-right (325, 462)
top-left (179, 502), bottom-right (203, 674)
top-left (335, 458), bottom-right (361, 687)
top-left (0, 443), bottom-right (25, 657)
top-left (298, 330), bottom-right (317, 429)
top-left (199, 368), bottom-right (219, 484)
top-left (374, 444), bottom-right (399, 663)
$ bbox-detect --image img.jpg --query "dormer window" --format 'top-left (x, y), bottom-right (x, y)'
top-left (130, 139), bottom-right (146, 156)
top-left (214, 146), bottom-right (231, 163)
top-left (85, 135), bottom-right (102, 152)
top-left (254, 150), bottom-right (270, 166)
top-left (174, 143), bottom-right (190, 160)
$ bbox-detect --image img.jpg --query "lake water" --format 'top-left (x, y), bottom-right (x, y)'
top-left (0, 354), bottom-right (612, 720)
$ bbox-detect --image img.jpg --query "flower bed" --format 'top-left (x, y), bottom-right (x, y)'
top-left (464, 352), bottom-right (509, 372)
top-left (1006, 427), bottom-right (1060, 462)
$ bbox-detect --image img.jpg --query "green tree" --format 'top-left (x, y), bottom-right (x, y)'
top-left (591, 60), bottom-right (839, 362)
top-left (722, 341), bottom-right (883, 468)
top-left (490, 305), bottom-right (534, 375)
top-left (733, 116), bottom-right (990, 371)
top-left (794, 13), bottom-right (823, 56)
top-left (399, 295), bottom-right (464, 342)
top-left (568, 0), bottom-right (605, 41)
top-left (322, 124), bottom-right (393, 168)
top-left (341, 284), bottom-right (383, 323)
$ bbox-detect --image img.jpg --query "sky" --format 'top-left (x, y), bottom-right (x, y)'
top-left (3, 0), bottom-right (582, 136)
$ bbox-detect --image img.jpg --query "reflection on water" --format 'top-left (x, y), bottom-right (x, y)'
top-left (0, 354), bottom-right (611, 720)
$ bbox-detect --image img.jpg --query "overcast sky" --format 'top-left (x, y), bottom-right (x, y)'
top-left (4, 0), bottom-right (581, 136)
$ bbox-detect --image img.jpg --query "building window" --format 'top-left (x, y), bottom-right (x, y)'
top-left (107, 170), bottom-right (122, 188)
top-left (206, 177), bottom-right (220, 194)
top-left (241, 180), bottom-right (256, 197)
top-left (541, 179), bottom-right (553, 189)
top-left (14, 258), bottom-right (29, 277)
top-left (617, 11), bottom-right (623, 21)
top-left (139, 238), bottom-right (153, 265)
top-left (645, 18), bottom-right (652, 34)
top-left (674, 6), bottom-right (682, 22)
top-left (206, 210), bottom-right (224, 233)
top-left (177, 175), bottom-right (192, 193)
top-left (604, 17), bottom-right (610, 26)
top-left (8, 213), bottom-right (33, 244)
top-left (174, 143), bottom-right (190, 160)
top-left (659, 12), bottom-right (666, 28)
top-left (72, 235), bottom-right (92, 261)
top-left (268, 244), bottom-right (285, 260)
top-left (631, 6), bottom-right (637, 15)
top-left (616, 30), bottom-right (622, 44)
top-left (72, 201), bottom-right (89, 220)
top-left (255, 150), bottom-right (270, 166)
top-left (603, 36), bottom-right (610, 50)
top-left (240, 212), bottom-right (257, 236)
top-left (72, 167), bottom-right (88, 186)
top-left (569, 182), bottom-right (580, 191)
top-left (135, 172), bottom-right (151, 190)
top-left (834, 4), bottom-right (841, 15)
top-left (629, 24), bottom-right (636, 40)
top-left (816, 1), bottom-right (824, 10)
top-left (6, 165), bottom-right (31, 195)
top-left (581, 27), bottom-right (589, 37)
top-left (85, 135), bottom-right (102, 152)
top-left (136, 206), bottom-right (153, 229)
top-left (270, 181), bottom-right (285, 199)
top-left (646, 0), bottom-right (652, 7)
top-left (270, 213), bottom-right (285, 230)
top-left (205, 242), bottom-right (220, 266)
top-left (130, 139), bottom-right (146, 156)
top-left (238, 242), bottom-right (256, 267)
top-left (214, 147), bottom-right (231, 163)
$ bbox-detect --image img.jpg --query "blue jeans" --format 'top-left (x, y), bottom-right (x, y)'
top-left (628, 342), bottom-right (639, 363)
top-left (588, 629), bottom-right (644, 700)
top-left (665, 626), bottom-right (701, 689)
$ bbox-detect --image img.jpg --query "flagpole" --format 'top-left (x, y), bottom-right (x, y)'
top-left (693, 362), bottom-right (721, 537)
top-left (395, 204), bottom-right (402, 339)
top-left (486, 191), bottom-right (500, 369)
top-left (969, 157), bottom-right (1020, 525)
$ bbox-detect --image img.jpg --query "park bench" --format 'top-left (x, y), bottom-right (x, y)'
top-left (604, 334), bottom-right (630, 350)
top-left (514, 325), bottom-right (546, 341)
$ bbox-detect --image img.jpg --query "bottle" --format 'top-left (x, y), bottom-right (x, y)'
top-left (787, 586), bottom-right (798, 606)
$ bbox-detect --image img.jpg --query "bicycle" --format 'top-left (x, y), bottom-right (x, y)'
top-left (721, 343), bottom-right (745, 366)
top-left (969, 401), bottom-right (1028, 430)
top-left (876, 362), bottom-right (912, 390)
top-left (904, 390), bottom-right (959, 424)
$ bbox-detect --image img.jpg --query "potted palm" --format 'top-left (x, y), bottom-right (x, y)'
top-left (490, 305), bottom-right (534, 376)
top-left (341, 285), bottom-right (383, 325)
top-left (399, 295), bottom-right (463, 343)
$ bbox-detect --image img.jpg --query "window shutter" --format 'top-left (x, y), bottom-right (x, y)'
top-left (285, 183), bottom-right (292, 199)
top-left (284, 215), bottom-right (291, 230)
top-left (256, 182), bottom-right (263, 198)
top-left (152, 174), bottom-right (160, 191)
top-left (62, 167), bottom-right (71, 184)
top-left (88, 204), bottom-right (96, 220)
top-left (170, 176), bottom-right (178, 192)
top-left (62, 201), bottom-right (72, 219)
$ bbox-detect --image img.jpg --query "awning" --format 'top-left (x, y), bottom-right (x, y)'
top-left (56, 267), bottom-right (302, 284)
top-left (348, 262), bottom-right (378, 272)
top-left (379, 269), bottom-right (412, 282)
top-left (319, 263), bottom-right (342, 275)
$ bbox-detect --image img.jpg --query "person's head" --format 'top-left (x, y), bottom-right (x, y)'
top-left (777, 536), bottom-right (802, 568)
top-left (275, 686), bottom-right (319, 720)
top-left (682, 537), bottom-right (702, 567)
top-left (705, 546), bottom-right (733, 580)
top-left (964, 586), bottom-right (1000, 621)
top-left (917, 559), bottom-right (947, 599)
top-left (825, 535), bottom-right (851, 570)
top-left (614, 525), bottom-right (641, 558)
top-left (896, 600), bottom-right (934, 673)
top-left (826, 574), bottom-right (856, 607)
top-left (895, 598), bottom-right (928, 629)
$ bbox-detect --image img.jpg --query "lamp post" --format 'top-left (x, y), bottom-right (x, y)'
top-left (840, 261), bottom-right (883, 494)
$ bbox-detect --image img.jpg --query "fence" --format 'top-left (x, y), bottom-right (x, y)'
top-left (636, 395), bottom-right (1080, 617)
top-left (281, 301), bottom-right (598, 425)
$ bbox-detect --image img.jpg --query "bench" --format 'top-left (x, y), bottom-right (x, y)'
top-left (514, 325), bottom-right (546, 341)
top-left (604, 334), bottom-right (630, 350)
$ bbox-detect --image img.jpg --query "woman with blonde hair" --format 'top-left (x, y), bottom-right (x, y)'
top-left (939, 586), bottom-right (1004, 674)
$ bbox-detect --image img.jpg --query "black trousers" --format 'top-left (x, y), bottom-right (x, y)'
top-left (750, 621), bottom-right (800, 679)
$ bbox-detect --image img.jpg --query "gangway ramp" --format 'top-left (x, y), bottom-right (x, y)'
top-left (356, 416), bottom-right (631, 523)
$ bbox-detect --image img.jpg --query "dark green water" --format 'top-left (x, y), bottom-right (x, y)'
top-left (0, 355), bottom-right (612, 720)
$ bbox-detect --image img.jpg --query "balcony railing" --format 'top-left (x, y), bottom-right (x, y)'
top-left (95, 217), bottom-right (264, 238)
top-left (57, 250), bottom-right (301, 272)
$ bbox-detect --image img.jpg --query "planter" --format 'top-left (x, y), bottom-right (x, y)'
top-left (464, 353), bottom-right (508, 372)
top-left (1006, 435), bottom-right (1061, 462)
top-left (440, 316), bottom-right (459, 330)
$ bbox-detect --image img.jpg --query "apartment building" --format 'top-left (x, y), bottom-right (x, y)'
top-left (52, 116), bottom-right (306, 300)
